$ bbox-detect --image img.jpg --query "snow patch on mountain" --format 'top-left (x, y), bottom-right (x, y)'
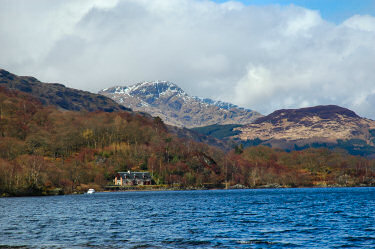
top-left (104, 81), bottom-right (248, 111)
top-left (99, 81), bottom-right (262, 128)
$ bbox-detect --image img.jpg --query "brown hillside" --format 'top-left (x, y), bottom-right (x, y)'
top-left (0, 69), bottom-right (131, 112)
top-left (235, 105), bottom-right (375, 148)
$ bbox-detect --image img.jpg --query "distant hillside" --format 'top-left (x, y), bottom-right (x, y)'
top-left (167, 125), bottom-right (235, 151)
top-left (234, 105), bottom-right (375, 156)
top-left (0, 69), bottom-right (130, 112)
top-left (99, 81), bottom-right (262, 128)
top-left (191, 124), bottom-right (242, 140)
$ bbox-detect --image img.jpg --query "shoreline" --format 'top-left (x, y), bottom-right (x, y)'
top-left (3, 184), bottom-right (374, 198)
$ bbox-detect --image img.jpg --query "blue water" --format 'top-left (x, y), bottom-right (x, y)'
top-left (1, 188), bottom-right (375, 248)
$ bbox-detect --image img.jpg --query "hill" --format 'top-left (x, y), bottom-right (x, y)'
top-left (99, 81), bottom-right (262, 128)
top-left (234, 105), bottom-right (375, 156)
top-left (0, 69), bottom-right (130, 112)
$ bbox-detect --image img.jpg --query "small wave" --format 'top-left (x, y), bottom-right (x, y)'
top-left (131, 243), bottom-right (160, 249)
top-left (236, 239), bottom-right (273, 245)
top-left (335, 244), bottom-right (361, 248)
top-left (162, 238), bottom-right (211, 246)
top-left (239, 219), bottom-right (262, 224)
top-left (235, 239), bottom-right (297, 247)
top-left (345, 236), bottom-right (375, 242)
top-left (260, 228), bottom-right (298, 234)
top-left (294, 226), bottom-right (320, 233)
top-left (0, 246), bottom-right (28, 249)
top-left (250, 201), bottom-right (269, 205)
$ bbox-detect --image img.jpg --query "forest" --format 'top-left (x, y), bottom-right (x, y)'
top-left (1, 87), bottom-right (375, 196)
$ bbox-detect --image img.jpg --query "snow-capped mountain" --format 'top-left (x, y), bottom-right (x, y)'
top-left (99, 81), bottom-right (262, 128)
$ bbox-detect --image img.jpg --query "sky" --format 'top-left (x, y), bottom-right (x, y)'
top-left (1, 0), bottom-right (375, 118)
top-left (213, 0), bottom-right (375, 23)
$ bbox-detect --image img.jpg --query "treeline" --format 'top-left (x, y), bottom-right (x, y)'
top-left (0, 87), bottom-right (375, 196)
top-left (227, 145), bottom-right (375, 188)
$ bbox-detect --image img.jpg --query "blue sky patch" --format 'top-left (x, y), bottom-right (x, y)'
top-left (212, 0), bottom-right (375, 23)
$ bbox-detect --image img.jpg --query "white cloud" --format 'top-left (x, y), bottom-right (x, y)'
top-left (343, 15), bottom-right (375, 32)
top-left (0, 0), bottom-right (375, 118)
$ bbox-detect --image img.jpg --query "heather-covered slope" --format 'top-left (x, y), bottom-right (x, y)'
top-left (234, 105), bottom-right (375, 156)
top-left (99, 81), bottom-right (262, 128)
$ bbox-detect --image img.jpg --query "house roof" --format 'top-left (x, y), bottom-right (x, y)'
top-left (117, 171), bottom-right (151, 179)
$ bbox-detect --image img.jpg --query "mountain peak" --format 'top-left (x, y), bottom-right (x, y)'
top-left (100, 81), bottom-right (186, 98)
top-left (100, 81), bottom-right (262, 128)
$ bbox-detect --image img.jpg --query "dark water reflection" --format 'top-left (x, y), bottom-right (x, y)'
top-left (1, 188), bottom-right (375, 248)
